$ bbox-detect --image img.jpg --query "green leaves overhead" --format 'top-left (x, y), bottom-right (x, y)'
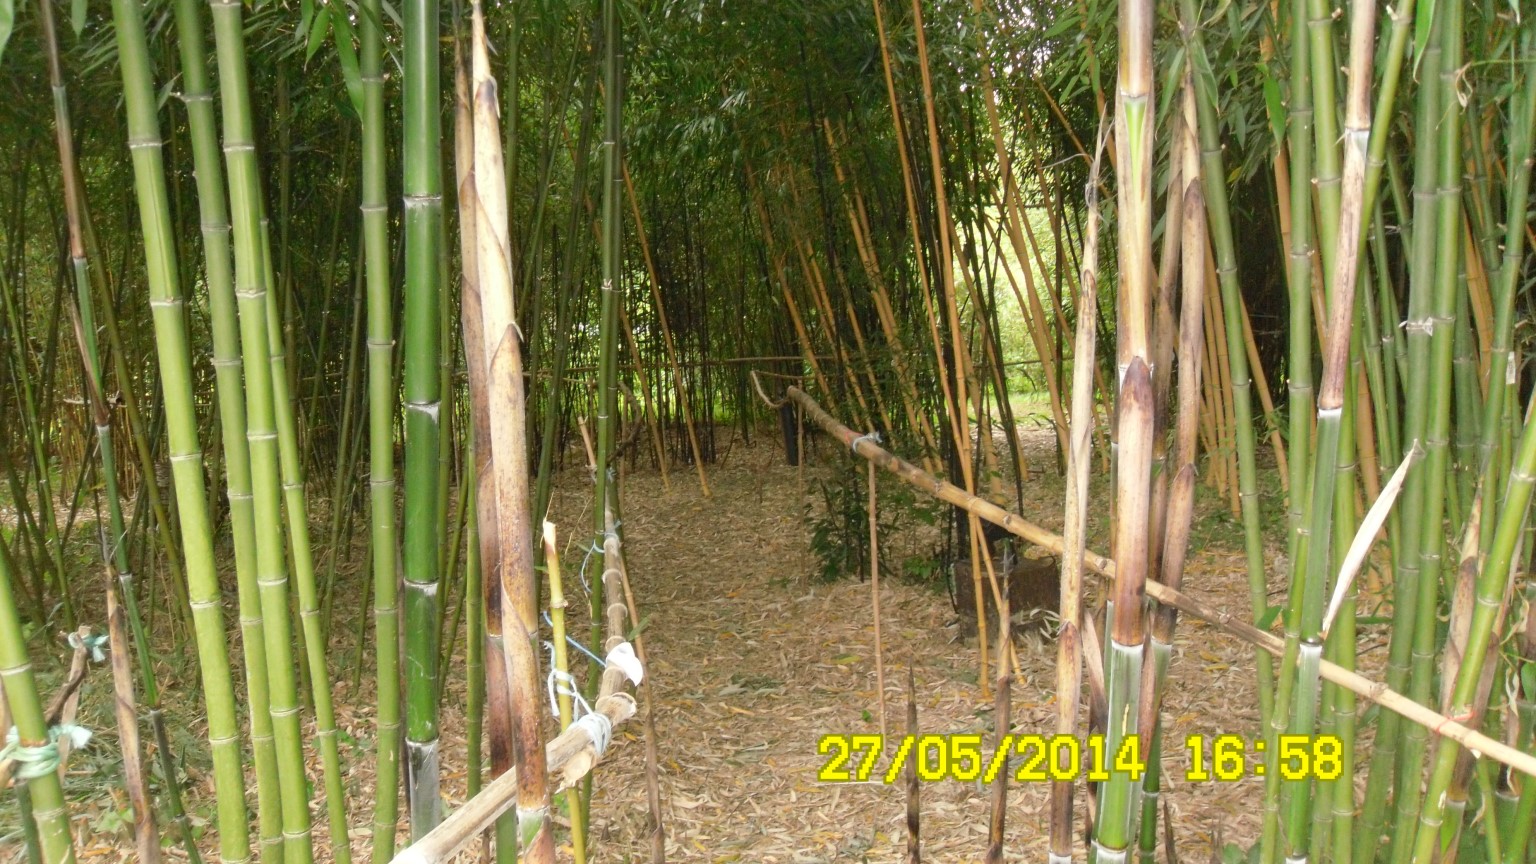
top-left (300, 0), bottom-right (362, 116)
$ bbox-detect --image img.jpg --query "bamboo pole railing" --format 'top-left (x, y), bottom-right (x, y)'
top-left (388, 523), bottom-right (640, 864)
top-left (768, 380), bottom-right (1536, 782)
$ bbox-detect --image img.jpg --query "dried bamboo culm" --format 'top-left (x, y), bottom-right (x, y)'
top-left (465, 1), bottom-right (554, 858)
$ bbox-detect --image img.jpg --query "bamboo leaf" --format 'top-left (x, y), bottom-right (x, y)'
top-left (1156, 45), bottom-right (1187, 126)
top-left (71, 0), bottom-right (85, 36)
top-left (1321, 442), bottom-right (1422, 639)
top-left (305, 3), bottom-right (331, 63)
top-left (0, 0), bottom-right (13, 64)
top-left (1256, 604), bottom-right (1282, 631)
top-left (1413, 0), bottom-right (1437, 77)
top-left (1260, 64), bottom-right (1284, 147)
top-left (331, 11), bottom-right (362, 117)
top-left (1042, 11), bottom-right (1079, 39)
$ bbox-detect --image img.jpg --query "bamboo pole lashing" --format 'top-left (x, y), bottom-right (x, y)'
top-left (388, 520), bottom-right (640, 864)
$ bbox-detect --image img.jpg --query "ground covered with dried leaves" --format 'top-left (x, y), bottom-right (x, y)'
top-left (3, 427), bottom-right (1311, 863)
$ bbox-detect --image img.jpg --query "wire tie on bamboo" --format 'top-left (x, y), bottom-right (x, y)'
top-left (575, 525), bottom-right (625, 595)
top-left (851, 431), bottom-right (882, 455)
top-left (66, 631), bottom-right (109, 662)
top-left (542, 613), bottom-right (611, 669)
top-left (577, 543), bottom-right (601, 594)
top-left (0, 725), bottom-right (92, 780)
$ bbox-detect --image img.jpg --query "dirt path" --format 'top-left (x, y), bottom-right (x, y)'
top-left (562, 441), bottom-right (1269, 863)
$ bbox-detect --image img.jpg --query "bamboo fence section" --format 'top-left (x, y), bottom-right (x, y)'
top-left (387, 522), bottom-right (641, 864)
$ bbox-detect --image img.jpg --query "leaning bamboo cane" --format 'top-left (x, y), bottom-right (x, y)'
top-left (909, 0), bottom-right (993, 695)
top-left (1050, 115), bottom-right (1107, 864)
top-left (819, 120), bottom-right (940, 468)
top-left (38, 0), bottom-right (190, 853)
top-left (623, 165), bottom-right (710, 496)
top-left (970, 0), bottom-right (1071, 462)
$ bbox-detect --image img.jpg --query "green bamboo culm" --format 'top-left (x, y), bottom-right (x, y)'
top-left (37, 0), bottom-right (202, 851)
top-left (107, 0), bottom-right (252, 858)
top-left (1411, 17), bottom-right (1536, 864)
top-left (403, 0), bottom-right (446, 838)
top-left (1485, 27), bottom-right (1536, 864)
top-left (1179, 0), bottom-right (1277, 742)
top-left (168, 0), bottom-right (283, 856)
top-left (360, 0), bottom-right (403, 849)
top-left (0, 534), bottom-right (75, 864)
top-left (207, 0), bottom-right (321, 860)
top-left (1391, 6), bottom-right (1461, 861)
top-left (256, 203), bottom-right (353, 864)
top-left (576, 0), bottom-right (625, 834)
top-left (1411, 395), bottom-right (1536, 864)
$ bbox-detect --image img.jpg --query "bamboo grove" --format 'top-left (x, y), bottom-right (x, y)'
top-left (0, 0), bottom-right (1532, 859)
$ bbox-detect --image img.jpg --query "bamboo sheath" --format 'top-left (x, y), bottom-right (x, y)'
top-left (774, 383), bottom-right (1536, 782)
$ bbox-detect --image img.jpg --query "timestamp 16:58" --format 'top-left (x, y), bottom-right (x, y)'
top-left (1184, 733), bottom-right (1345, 782)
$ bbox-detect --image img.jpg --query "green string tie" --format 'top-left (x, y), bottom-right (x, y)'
top-left (0, 725), bottom-right (93, 780)
top-left (68, 630), bottom-right (109, 662)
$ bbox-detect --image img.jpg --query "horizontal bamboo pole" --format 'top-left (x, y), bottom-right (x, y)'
top-left (777, 384), bottom-right (1536, 782)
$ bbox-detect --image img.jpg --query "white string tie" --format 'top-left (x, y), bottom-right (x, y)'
top-left (573, 711), bottom-right (613, 757)
top-left (544, 643), bottom-right (596, 720)
top-left (606, 642), bottom-right (644, 685)
top-left (850, 432), bottom-right (882, 454)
